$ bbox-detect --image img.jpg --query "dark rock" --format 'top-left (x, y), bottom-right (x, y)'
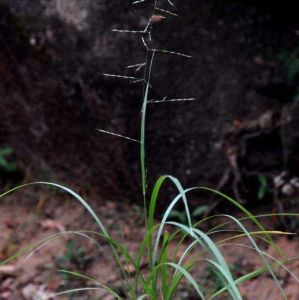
top-left (0, 0), bottom-right (299, 206)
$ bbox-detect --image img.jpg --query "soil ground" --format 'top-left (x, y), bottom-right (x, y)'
top-left (0, 189), bottom-right (299, 299)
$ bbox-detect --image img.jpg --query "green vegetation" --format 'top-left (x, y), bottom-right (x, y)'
top-left (257, 175), bottom-right (269, 200)
top-left (0, 147), bottom-right (17, 173)
top-left (280, 46), bottom-right (299, 85)
top-left (169, 206), bottom-right (209, 225)
top-left (56, 240), bottom-right (93, 271)
top-left (279, 46), bottom-right (299, 101)
top-left (0, 1), bottom-right (298, 299)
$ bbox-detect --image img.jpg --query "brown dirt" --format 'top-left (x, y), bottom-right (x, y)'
top-left (0, 190), bottom-right (299, 299)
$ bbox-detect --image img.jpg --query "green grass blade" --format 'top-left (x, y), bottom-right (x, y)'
top-left (209, 249), bottom-right (298, 300)
top-left (167, 221), bottom-right (242, 299)
top-left (167, 260), bottom-right (197, 299)
top-left (219, 214), bottom-right (287, 299)
top-left (199, 187), bottom-right (278, 252)
top-left (0, 182), bottom-right (108, 236)
top-left (221, 243), bottom-right (299, 282)
top-left (204, 259), bottom-right (242, 300)
top-left (23, 231), bottom-right (101, 264)
top-left (59, 270), bottom-right (122, 299)
top-left (153, 186), bottom-right (196, 263)
top-left (53, 287), bottom-right (116, 297)
top-left (166, 262), bottom-right (205, 300)
top-left (161, 231), bottom-right (170, 298)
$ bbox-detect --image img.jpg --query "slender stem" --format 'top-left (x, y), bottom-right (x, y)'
top-left (140, 2), bottom-right (158, 298)
top-left (140, 0), bottom-right (158, 229)
top-left (140, 51), bottom-right (156, 225)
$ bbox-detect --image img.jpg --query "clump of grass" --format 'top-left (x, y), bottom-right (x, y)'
top-left (1, 0), bottom-right (298, 299)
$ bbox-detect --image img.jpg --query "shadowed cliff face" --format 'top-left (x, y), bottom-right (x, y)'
top-left (1, 0), bottom-right (299, 204)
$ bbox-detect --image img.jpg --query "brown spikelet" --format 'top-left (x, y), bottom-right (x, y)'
top-left (150, 15), bottom-right (166, 23)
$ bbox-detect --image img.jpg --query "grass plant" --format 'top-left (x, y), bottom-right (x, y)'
top-left (1, 0), bottom-right (298, 299)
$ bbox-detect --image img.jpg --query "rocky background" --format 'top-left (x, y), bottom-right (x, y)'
top-left (1, 0), bottom-right (299, 207)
